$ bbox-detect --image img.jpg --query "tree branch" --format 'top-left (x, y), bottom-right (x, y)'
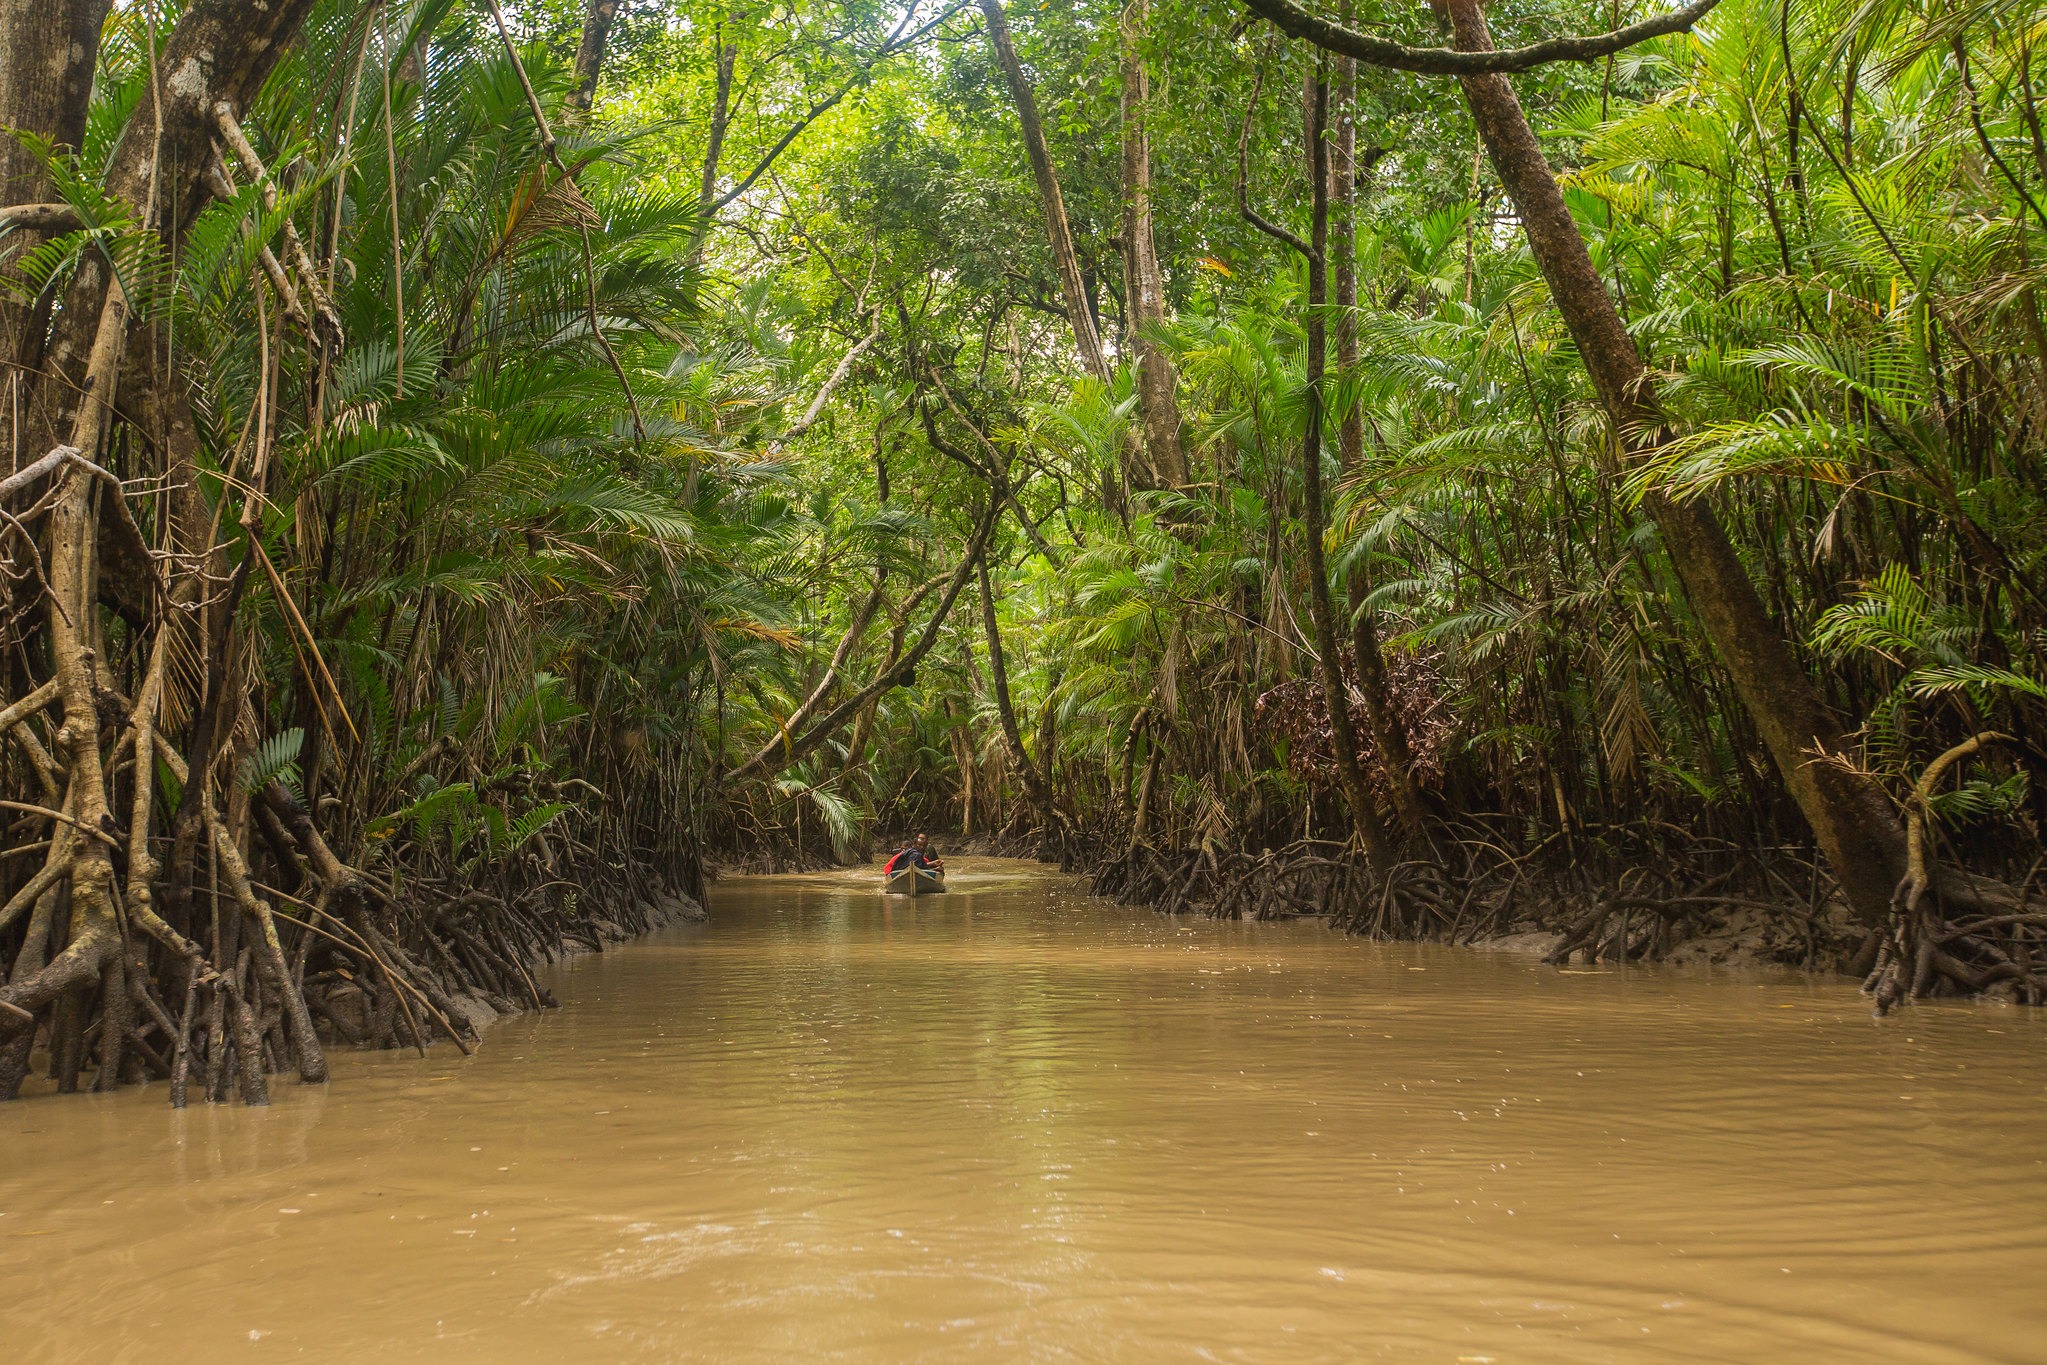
top-left (1238, 0), bottom-right (1721, 75)
top-left (1237, 40), bottom-right (1314, 259)
top-left (724, 496), bottom-right (1001, 786)
top-left (725, 577), bottom-right (889, 781)
top-left (0, 203), bottom-right (84, 232)
top-left (774, 318), bottom-right (883, 446)
top-left (710, 3), bottom-right (971, 214)
top-left (213, 101), bottom-right (345, 349)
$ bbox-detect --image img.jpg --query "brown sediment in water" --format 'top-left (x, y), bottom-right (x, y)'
top-left (3, 858), bottom-right (2044, 1362)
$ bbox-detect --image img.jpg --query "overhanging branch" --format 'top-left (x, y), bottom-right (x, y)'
top-left (1237, 0), bottom-right (1721, 75)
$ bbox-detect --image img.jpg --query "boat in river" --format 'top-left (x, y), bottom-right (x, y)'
top-left (883, 863), bottom-right (945, 895)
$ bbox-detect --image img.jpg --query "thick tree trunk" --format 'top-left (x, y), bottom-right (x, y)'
top-left (1329, 34), bottom-right (1428, 839)
top-left (1117, 0), bottom-right (1187, 486)
top-left (0, 0), bottom-right (106, 205)
top-left (570, 0), bottom-right (622, 114)
top-left (0, 0), bottom-right (114, 440)
top-left (1438, 0), bottom-right (1906, 923)
top-left (1301, 68), bottom-right (1396, 867)
top-left (979, 0), bottom-right (1110, 381)
top-left (31, 0), bottom-right (333, 456)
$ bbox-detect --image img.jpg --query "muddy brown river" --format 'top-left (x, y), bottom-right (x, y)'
top-left (5, 859), bottom-right (2046, 1362)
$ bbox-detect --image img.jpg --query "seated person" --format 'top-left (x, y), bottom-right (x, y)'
top-left (884, 833), bottom-right (943, 873)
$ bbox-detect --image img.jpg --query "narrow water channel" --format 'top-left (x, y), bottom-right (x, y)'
top-left (5, 859), bottom-right (2045, 1362)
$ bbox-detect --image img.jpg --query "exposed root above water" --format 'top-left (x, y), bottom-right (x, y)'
top-left (1086, 827), bottom-right (2044, 1002)
top-left (2, 850), bottom-right (702, 1105)
top-left (1860, 736), bottom-right (2047, 1013)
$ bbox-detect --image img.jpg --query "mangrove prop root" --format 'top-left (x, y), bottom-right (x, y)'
top-left (1084, 819), bottom-right (2031, 999)
top-left (1863, 735), bottom-right (2043, 1013)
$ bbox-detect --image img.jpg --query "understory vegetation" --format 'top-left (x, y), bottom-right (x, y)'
top-left (4, 0), bottom-right (2045, 1104)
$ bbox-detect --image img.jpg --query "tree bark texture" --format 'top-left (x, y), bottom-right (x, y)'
top-left (571, 0), bottom-right (622, 114)
top-left (0, 0), bottom-right (106, 207)
top-left (1438, 0), bottom-right (1906, 923)
top-left (0, 0), bottom-right (114, 438)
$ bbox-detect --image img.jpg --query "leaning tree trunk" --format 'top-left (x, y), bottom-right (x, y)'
top-left (1438, 0), bottom-right (1906, 923)
top-left (1118, 0), bottom-right (1189, 487)
top-left (979, 0), bottom-right (1111, 382)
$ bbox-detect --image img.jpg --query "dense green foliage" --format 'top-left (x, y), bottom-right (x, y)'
top-left (5, 0), bottom-right (2047, 1095)
top-left (622, 0), bottom-right (2046, 878)
top-left (135, 0), bottom-right (2047, 873)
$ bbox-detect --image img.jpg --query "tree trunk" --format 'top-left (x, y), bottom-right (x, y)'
top-left (688, 24), bottom-right (737, 266)
top-left (0, 284), bottom-right (128, 1034)
top-left (1130, 741), bottom-right (1162, 848)
top-left (0, 0), bottom-right (106, 208)
top-left (979, 0), bottom-right (1110, 381)
top-left (1438, 0), bottom-right (1906, 923)
top-left (976, 551), bottom-right (1061, 845)
top-left (0, 0), bottom-right (114, 438)
top-left (29, 0), bottom-right (331, 458)
top-left (1034, 661), bottom-right (1063, 804)
top-left (1300, 66), bottom-right (1397, 867)
top-left (1118, 0), bottom-right (1188, 486)
top-left (698, 29), bottom-right (737, 216)
top-left (1329, 31), bottom-right (1428, 838)
top-left (570, 0), bottom-right (622, 114)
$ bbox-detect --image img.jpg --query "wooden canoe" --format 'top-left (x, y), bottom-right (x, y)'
top-left (883, 863), bottom-right (946, 895)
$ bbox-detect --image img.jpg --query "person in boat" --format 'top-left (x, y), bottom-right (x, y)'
top-left (884, 833), bottom-right (943, 875)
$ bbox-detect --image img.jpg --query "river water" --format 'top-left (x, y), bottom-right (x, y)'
top-left (5, 858), bottom-right (2046, 1362)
